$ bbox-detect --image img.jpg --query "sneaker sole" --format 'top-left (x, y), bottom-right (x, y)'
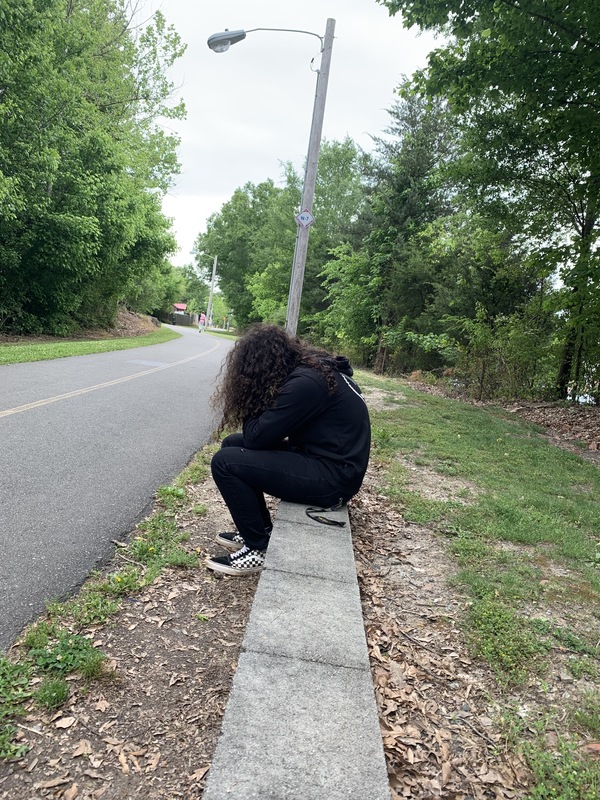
top-left (215, 534), bottom-right (244, 551)
top-left (204, 556), bottom-right (264, 576)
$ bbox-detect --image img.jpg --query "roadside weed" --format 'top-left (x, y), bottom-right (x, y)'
top-left (573, 692), bottom-right (600, 737)
top-left (466, 599), bottom-right (546, 683)
top-left (92, 566), bottom-right (143, 597)
top-left (35, 677), bottom-right (69, 709)
top-left (78, 650), bottom-right (108, 681)
top-left (448, 530), bottom-right (492, 563)
top-left (46, 589), bottom-right (121, 627)
top-left (0, 658), bottom-right (31, 759)
top-left (128, 511), bottom-right (198, 573)
top-left (174, 446), bottom-right (217, 488)
top-left (157, 485), bottom-right (187, 511)
top-left (529, 620), bottom-right (599, 659)
top-left (27, 630), bottom-right (104, 675)
top-left (568, 659), bottom-right (598, 680)
top-left (0, 725), bottom-right (27, 761)
top-left (525, 738), bottom-right (600, 800)
top-left (162, 548), bottom-right (198, 568)
top-left (22, 621), bottom-right (56, 651)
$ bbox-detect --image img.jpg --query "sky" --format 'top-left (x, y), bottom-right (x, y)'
top-left (152, 0), bottom-right (438, 267)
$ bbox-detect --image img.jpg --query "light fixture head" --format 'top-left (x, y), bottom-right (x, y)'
top-left (207, 29), bottom-right (247, 53)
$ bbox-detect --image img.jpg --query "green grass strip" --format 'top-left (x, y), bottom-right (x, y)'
top-left (0, 327), bottom-right (181, 365)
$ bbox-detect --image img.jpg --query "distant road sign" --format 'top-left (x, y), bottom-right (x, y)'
top-left (295, 209), bottom-right (315, 228)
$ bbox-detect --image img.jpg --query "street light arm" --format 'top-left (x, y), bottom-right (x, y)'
top-left (245, 27), bottom-right (324, 49)
top-left (207, 27), bottom-right (324, 53)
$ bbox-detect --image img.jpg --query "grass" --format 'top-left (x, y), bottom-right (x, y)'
top-left (2, 365), bottom-right (598, 793)
top-left (525, 738), bottom-right (600, 799)
top-left (358, 370), bottom-right (600, 794)
top-left (360, 372), bottom-right (600, 593)
top-left (0, 625), bottom-right (110, 757)
top-left (0, 658), bottom-right (31, 760)
top-left (26, 629), bottom-right (106, 676)
top-left (0, 326), bottom-right (180, 365)
top-left (35, 677), bottom-right (70, 710)
top-left (202, 329), bottom-right (237, 341)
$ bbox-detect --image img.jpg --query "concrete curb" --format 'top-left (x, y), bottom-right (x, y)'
top-left (202, 501), bottom-right (390, 800)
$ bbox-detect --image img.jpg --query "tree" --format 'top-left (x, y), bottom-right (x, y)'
top-left (195, 180), bottom-right (281, 328)
top-left (359, 91), bottom-right (454, 372)
top-left (0, 0), bottom-right (185, 334)
top-left (378, 0), bottom-right (600, 397)
top-left (195, 139), bottom-right (366, 333)
top-left (177, 263), bottom-right (210, 314)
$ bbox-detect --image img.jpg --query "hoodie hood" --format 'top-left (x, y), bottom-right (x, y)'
top-left (322, 355), bottom-right (353, 377)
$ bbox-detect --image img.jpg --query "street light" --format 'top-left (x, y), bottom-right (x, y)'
top-left (207, 20), bottom-right (336, 335)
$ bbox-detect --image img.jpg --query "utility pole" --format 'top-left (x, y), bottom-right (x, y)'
top-left (285, 18), bottom-right (335, 336)
top-left (206, 255), bottom-right (218, 329)
top-left (207, 19), bottom-right (335, 336)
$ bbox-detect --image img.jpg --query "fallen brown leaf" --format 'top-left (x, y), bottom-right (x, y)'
top-left (54, 717), bottom-right (76, 729)
top-left (64, 783), bottom-right (79, 800)
top-left (72, 739), bottom-right (92, 758)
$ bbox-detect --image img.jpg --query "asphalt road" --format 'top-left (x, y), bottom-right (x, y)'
top-left (0, 326), bottom-right (233, 650)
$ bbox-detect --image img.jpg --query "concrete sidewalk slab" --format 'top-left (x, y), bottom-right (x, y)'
top-left (243, 568), bottom-right (369, 669)
top-left (264, 518), bottom-right (355, 582)
top-left (202, 500), bottom-right (391, 800)
top-left (202, 651), bottom-right (390, 800)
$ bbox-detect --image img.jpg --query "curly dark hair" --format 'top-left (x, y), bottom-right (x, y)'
top-left (212, 323), bottom-right (337, 432)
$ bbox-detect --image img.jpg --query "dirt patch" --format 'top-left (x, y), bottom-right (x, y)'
top-left (363, 387), bottom-right (405, 411)
top-left (396, 454), bottom-right (482, 505)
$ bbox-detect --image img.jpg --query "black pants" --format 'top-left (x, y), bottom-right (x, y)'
top-left (210, 434), bottom-right (344, 550)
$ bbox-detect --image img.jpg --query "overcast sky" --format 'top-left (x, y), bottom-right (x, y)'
top-left (153, 0), bottom-right (437, 266)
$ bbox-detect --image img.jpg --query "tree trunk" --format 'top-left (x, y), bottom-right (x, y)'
top-left (374, 331), bottom-right (387, 374)
top-left (555, 323), bottom-right (577, 400)
top-left (572, 323), bottom-right (585, 401)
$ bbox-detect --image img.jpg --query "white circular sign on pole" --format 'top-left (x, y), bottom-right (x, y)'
top-left (295, 209), bottom-right (315, 228)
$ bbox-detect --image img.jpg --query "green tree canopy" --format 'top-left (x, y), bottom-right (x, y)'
top-left (378, 0), bottom-right (600, 398)
top-left (0, 0), bottom-right (185, 334)
top-left (195, 138), bottom-right (366, 332)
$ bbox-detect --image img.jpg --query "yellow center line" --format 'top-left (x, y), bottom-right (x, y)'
top-left (0, 342), bottom-right (222, 419)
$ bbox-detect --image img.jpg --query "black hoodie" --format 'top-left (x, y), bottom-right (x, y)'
top-left (242, 357), bottom-right (371, 498)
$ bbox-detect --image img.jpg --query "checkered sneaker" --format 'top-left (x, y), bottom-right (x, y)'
top-left (215, 531), bottom-right (245, 551)
top-left (205, 545), bottom-right (266, 576)
top-left (215, 526), bottom-right (272, 552)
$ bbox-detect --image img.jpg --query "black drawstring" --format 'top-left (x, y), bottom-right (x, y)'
top-left (305, 499), bottom-right (346, 527)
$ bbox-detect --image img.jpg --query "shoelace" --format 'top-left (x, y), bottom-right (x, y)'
top-left (229, 545), bottom-right (251, 561)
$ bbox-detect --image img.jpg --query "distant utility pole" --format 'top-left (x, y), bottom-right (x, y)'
top-left (206, 255), bottom-right (218, 327)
